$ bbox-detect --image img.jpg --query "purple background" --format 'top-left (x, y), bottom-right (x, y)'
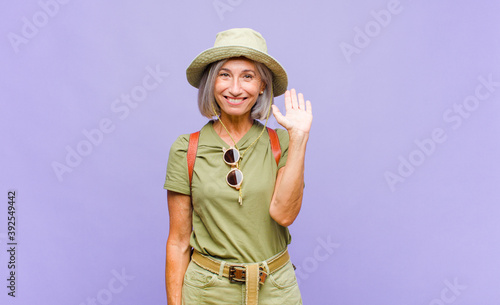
top-left (1, 1), bottom-right (500, 304)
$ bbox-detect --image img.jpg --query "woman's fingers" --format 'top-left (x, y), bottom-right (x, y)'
top-left (272, 89), bottom-right (313, 135)
top-left (272, 105), bottom-right (291, 129)
top-left (298, 93), bottom-right (305, 110)
top-left (272, 104), bottom-right (285, 123)
top-left (284, 90), bottom-right (292, 111)
top-left (306, 100), bottom-right (312, 114)
top-left (272, 104), bottom-right (281, 117)
top-left (290, 88), bottom-right (298, 109)
top-left (285, 89), bottom-right (308, 110)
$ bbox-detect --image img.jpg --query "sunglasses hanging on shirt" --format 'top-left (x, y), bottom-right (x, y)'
top-left (223, 147), bottom-right (244, 190)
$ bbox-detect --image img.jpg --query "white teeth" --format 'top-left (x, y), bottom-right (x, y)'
top-left (228, 98), bottom-right (243, 103)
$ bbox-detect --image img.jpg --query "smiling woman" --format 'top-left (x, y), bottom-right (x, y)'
top-left (213, 59), bottom-right (266, 130)
top-left (214, 58), bottom-right (264, 116)
top-left (164, 28), bottom-right (312, 305)
top-left (198, 57), bottom-right (274, 121)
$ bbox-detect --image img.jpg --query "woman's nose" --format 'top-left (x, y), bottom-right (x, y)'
top-left (228, 78), bottom-right (242, 95)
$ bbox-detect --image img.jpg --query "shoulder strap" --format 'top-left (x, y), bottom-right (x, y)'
top-left (187, 128), bottom-right (281, 187)
top-left (187, 131), bottom-right (200, 186)
top-left (267, 127), bottom-right (281, 166)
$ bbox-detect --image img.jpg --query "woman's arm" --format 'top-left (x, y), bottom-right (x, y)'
top-left (165, 190), bottom-right (192, 305)
top-left (269, 88), bottom-right (313, 227)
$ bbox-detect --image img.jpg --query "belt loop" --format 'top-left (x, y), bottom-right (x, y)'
top-left (218, 260), bottom-right (225, 278)
top-left (261, 260), bottom-right (270, 274)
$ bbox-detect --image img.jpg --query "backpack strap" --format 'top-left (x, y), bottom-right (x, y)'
top-left (267, 127), bottom-right (281, 166)
top-left (187, 131), bottom-right (200, 186)
top-left (187, 128), bottom-right (281, 188)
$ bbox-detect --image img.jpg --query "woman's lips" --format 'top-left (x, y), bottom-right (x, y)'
top-left (226, 97), bottom-right (246, 105)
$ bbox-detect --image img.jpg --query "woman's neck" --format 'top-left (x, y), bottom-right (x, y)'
top-left (214, 114), bottom-right (254, 146)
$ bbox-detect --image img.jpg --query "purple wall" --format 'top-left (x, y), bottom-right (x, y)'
top-left (1, 1), bottom-right (499, 304)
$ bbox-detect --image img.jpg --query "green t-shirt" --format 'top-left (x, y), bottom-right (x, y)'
top-left (164, 120), bottom-right (291, 263)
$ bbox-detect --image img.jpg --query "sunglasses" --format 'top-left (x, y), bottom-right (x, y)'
top-left (223, 147), bottom-right (244, 190)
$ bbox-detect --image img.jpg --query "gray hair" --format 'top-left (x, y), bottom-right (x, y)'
top-left (197, 57), bottom-right (274, 120)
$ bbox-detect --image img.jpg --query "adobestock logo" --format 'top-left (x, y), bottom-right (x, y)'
top-left (384, 128), bottom-right (448, 192)
top-left (294, 236), bottom-right (340, 286)
top-left (384, 74), bottom-right (500, 192)
top-left (340, 0), bottom-right (403, 63)
top-left (78, 268), bottom-right (135, 305)
top-left (8, 0), bottom-right (73, 54)
top-left (428, 278), bottom-right (467, 305)
top-left (212, 0), bottom-right (245, 21)
top-left (51, 65), bottom-right (168, 182)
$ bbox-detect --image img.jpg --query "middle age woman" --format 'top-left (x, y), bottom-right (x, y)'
top-left (165, 28), bottom-right (312, 305)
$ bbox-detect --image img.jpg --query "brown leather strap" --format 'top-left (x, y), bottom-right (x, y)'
top-left (191, 249), bottom-right (290, 282)
top-left (267, 127), bottom-right (281, 166)
top-left (187, 131), bottom-right (200, 186)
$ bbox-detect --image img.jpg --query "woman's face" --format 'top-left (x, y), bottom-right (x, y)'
top-left (214, 57), bottom-right (265, 119)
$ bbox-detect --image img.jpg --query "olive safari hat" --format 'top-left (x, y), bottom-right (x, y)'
top-left (186, 28), bottom-right (288, 96)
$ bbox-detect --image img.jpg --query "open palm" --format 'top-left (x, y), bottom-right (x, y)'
top-left (272, 88), bottom-right (313, 135)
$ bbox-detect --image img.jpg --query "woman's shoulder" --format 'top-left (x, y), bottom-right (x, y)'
top-left (169, 121), bottom-right (214, 152)
top-left (170, 134), bottom-right (190, 151)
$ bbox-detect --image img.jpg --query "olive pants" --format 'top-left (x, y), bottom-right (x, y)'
top-left (182, 259), bottom-right (302, 305)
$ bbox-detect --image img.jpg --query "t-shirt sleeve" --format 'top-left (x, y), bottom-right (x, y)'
top-left (276, 128), bottom-right (289, 170)
top-left (164, 134), bottom-right (191, 195)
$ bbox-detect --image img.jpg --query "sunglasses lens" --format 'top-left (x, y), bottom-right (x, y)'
top-left (227, 168), bottom-right (243, 187)
top-left (223, 148), bottom-right (240, 164)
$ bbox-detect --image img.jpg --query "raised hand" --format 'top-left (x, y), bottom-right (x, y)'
top-left (272, 88), bottom-right (313, 137)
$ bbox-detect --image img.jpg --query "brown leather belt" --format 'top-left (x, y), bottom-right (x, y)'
top-left (191, 249), bottom-right (290, 305)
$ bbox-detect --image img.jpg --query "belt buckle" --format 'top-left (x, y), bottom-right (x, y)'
top-left (258, 266), bottom-right (268, 284)
top-left (228, 265), bottom-right (246, 283)
top-left (229, 265), bottom-right (268, 284)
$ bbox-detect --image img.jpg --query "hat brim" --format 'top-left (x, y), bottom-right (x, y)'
top-left (186, 46), bottom-right (288, 96)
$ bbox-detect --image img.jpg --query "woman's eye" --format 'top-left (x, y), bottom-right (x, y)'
top-left (242, 74), bottom-right (254, 80)
top-left (219, 73), bottom-right (230, 77)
